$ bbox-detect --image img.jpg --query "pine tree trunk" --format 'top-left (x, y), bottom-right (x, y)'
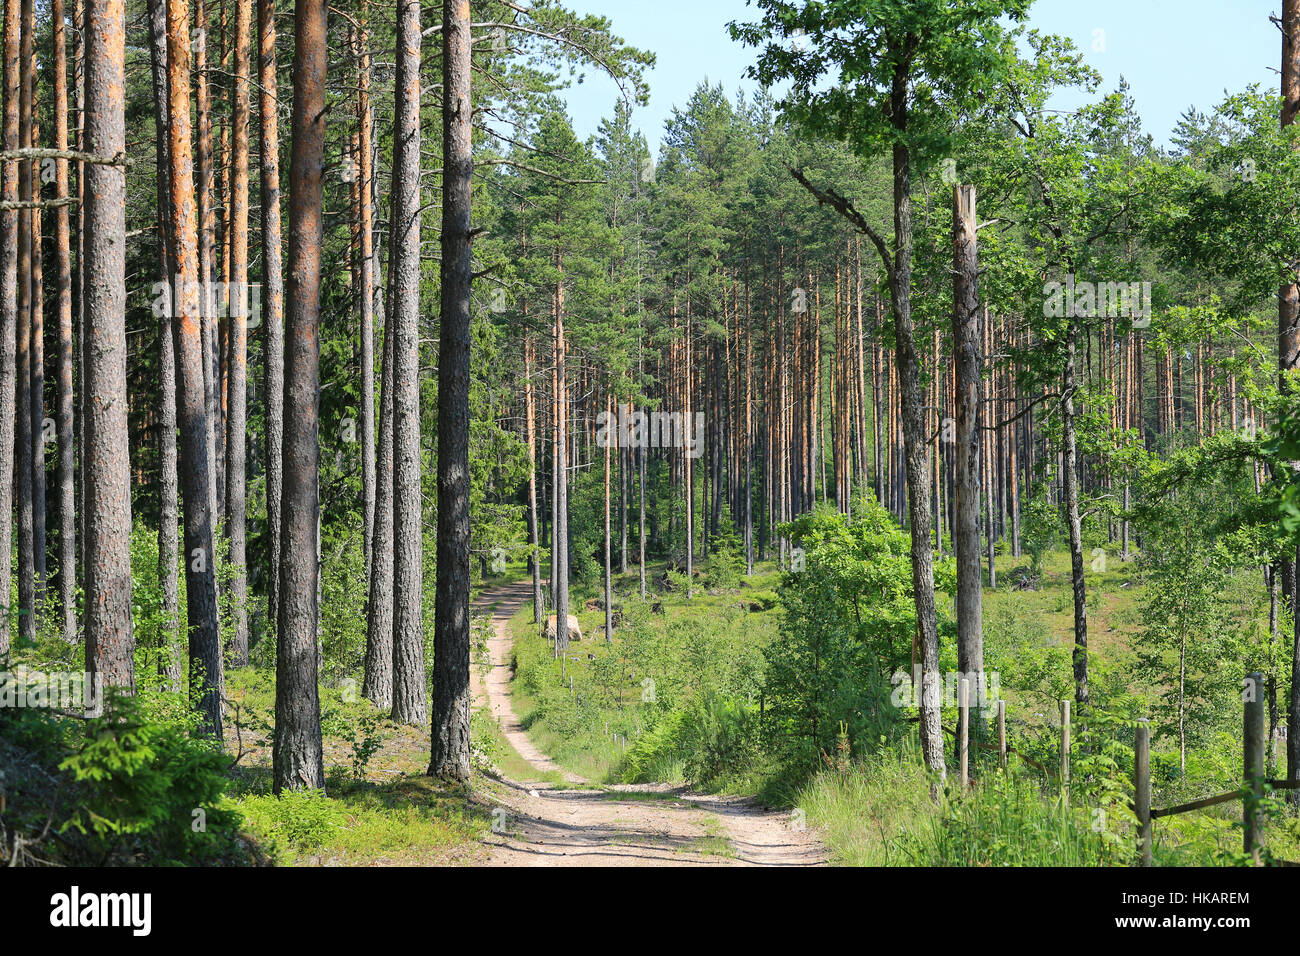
top-left (51, 0), bottom-right (76, 645)
top-left (83, 0), bottom-right (134, 692)
top-left (223, 0), bottom-right (251, 665)
top-left (164, 0), bottom-right (222, 734)
top-left (389, 0), bottom-right (427, 728)
top-left (429, 0), bottom-right (472, 781)
top-left (16, 0), bottom-right (33, 646)
top-left (147, 0), bottom-right (182, 688)
top-left (363, 282), bottom-right (394, 708)
top-left (354, 17), bottom-right (376, 585)
top-left (0, 0), bottom-right (19, 658)
top-left (195, 0), bottom-right (220, 532)
top-left (273, 0), bottom-right (327, 792)
top-left (258, 0), bottom-right (283, 637)
top-left (525, 335), bottom-right (543, 624)
top-left (952, 184), bottom-right (983, 744)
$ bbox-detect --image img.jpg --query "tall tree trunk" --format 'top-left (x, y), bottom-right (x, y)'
top-left (195, 0), bottom-right (220, 532)
top-left (553, 265), bottom-right (570, 650)
top-left (603, 387), bottom-right (613, 642)
top-left (354, 17), bottom-right (376, 583)
top-left (83, 0), bottom-right (134, 692)
top-left (887, 66), bottom-right (945, 779)
top-left (952, 184), bottom-right (983, 757)
top-left (429, 0), bottom-right (472, 781)
top-left (15, 0), bottom-right (33, 646)
top-left (363, 274), bottom-right (394, 706)
top-left (52, 0), bottom-right (76, 645)
top-left (147, 0), bottom-right (182, 688)
top-left (1063, 319), bottom-right (1089, 706)
top-left (1281, 0), bottom-right (1300, 798)
top-left (273, 0), bottom-right (326, 793)
top-left (224, 0), bottom-right (251, 665)
top-left (525, 335), bottom-right (543, 624)
top-left (390, 0), bottom-right (427, 728)
top-left (164, 0), bottom-right (222, 733)
top-left (0, 0), bottom-right (18, 658)
top-left (258, 0), bottom-right (283, 637)
top-left (29, 37), bottom-right (45, 613)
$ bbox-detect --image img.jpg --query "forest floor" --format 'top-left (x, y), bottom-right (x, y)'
top-left (472, 581), bottom-right (826, 866)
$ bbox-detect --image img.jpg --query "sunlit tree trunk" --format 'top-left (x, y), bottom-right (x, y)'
top-left (83, 0), bottom-right (134, 691)
top-left (430, 0), bottom-right (472, 780)
top-left (259, 0), bottom-right (283, 636)
top-left (147, 0), bottom-right (182, 688)
top-left (164, 0), bottom-right (222, 733)
top-left (0, 0), bottom-right (18, 657)
top-left (390, 0), bottom-right (426, 728)
top-left (273, 0), bottom-right (326, 792)
top-left (224, 0), bottom-right (251, 665)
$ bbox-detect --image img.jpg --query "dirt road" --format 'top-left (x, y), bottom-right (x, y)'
top-left (473, 582), bottom-right (826, 867)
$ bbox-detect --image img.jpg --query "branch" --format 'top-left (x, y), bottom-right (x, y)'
top-left (0, 147), bottom-right (132, 167)
top-left (787, 164), bottom-right (893, 285)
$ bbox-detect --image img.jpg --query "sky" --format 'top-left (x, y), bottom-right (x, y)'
top-left (556, 0), bottom-right (1280, 153)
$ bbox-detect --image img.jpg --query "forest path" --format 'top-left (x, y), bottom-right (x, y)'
top-left (471, 581), bottom-right (826, 867)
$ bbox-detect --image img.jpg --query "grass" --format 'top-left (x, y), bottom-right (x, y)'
top-left (221, 669), bottom-right (495, 865)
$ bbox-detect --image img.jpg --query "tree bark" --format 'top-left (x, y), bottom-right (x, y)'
top-left (147, 0), bottom-right (182, 688)
top-left (163, 0), bottom-right (222, 733)
top-left (224, 0), bottom-right (251, 665)
top-left (363, 291), bottom-right (394, 708)
top-left (952, 184), bottom-right (983, 747)
top-left (15, 0), bottom-right (33, 646)
top-left (258, 0), bottom-right (283, 637)
top-left (887, 62), bottom-right (945, 779)
top-left (0, 0), bottom-right (18, 657)
top-left (274, 0), bottom-right (326, 792)
top-left (430, 0), bottom-right (472, 780)
top-left (51, 0), bottom-right (76, 645)
top-left (353, 17), bottom-right (376, 584)
top-left (1063, 319), bottom-right (1089, 706)
top-left (83, 0), bottom-right (134, 692)
top-left (390, 0), bottom-right (427, 728)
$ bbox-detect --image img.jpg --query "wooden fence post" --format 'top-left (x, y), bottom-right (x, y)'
top-left (1244, 671), bottom-right (1264, 864)
top-left (997, 698), bottom-right (1007, 770)
top-left (1135, 718), bottom-right (1151, 867)
top-left (959, 677), bottom-right (970, 789)
top-left (1060, 699), bottom-right (1071, 793)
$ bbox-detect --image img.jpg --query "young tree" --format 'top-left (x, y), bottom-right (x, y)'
top-left (274, 0), bottom-right (326, 792)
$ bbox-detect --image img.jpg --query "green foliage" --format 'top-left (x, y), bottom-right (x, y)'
top-left (237, 789), bottom-right (348, 854)
top-left (56, 692), bottom-right (243, 864)
top-left (765, 500), bottom-right (915, 769)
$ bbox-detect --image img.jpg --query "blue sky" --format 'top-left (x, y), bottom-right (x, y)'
top-left (556, 0), bottom-right (1279, 152)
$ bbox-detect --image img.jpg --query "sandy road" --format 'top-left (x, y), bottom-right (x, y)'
top-left (472, 582), bottom-right (826, 867)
